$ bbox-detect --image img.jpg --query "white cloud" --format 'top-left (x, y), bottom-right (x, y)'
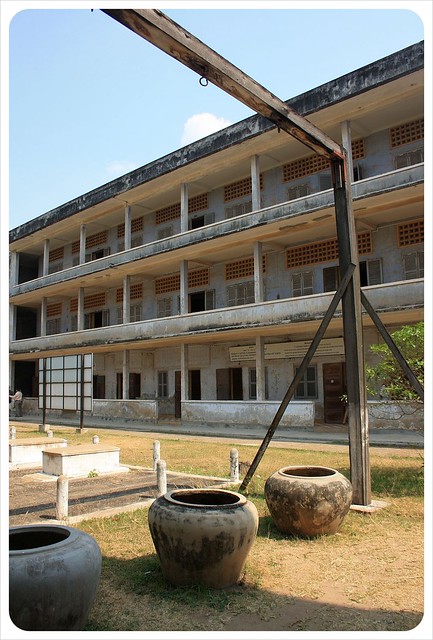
top-left (181, 113), bottom-right (232, 146)
top-left (106, 160), bottom-right (137, 178)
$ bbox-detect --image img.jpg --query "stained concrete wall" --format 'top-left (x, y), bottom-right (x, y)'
top-left (181, 400), bottom-right (315, 428)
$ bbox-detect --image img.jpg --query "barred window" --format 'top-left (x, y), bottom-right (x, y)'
top-left (403, 252), bottom-right (424, 279)
top-left (86, 231), bottom-right (108, 249)
top-left (287, 232), bottom-right (372, 268)
top-left (46, 318), bottom-right (62, 335)
top-left (283, 155), bottom-right (330, 182)
top-left (351, 138), bottom-right (365, 160)
top-left (288, 184), bottom-right (310, 200)
top-left (394, 148), bottom-right (424, 169)
top-left (158, 371), bottom-right (169, 398)
top-left (155, 274), bottom-right (180, 295)
top-left (155, 203), bottom-right (181, 225)
top-left (117, 217), bottom-right (144, 238)
top-left (189, 193), bottom-right (209, 213)
top-left (292, 271), bottom-right (313, 297)
top-left (157, 297), bottom-right (173, 318)
top-left (188, 269), bottom-right (209, 288)
top-left (225, 200), bottom-right (253, 218)
top-left (83, 293), bottom-right (106, 310)
top-left (131, 283), bottom-right (143, 300)
top-left (295, 366), bottom-right (317, 399)
top-left (225, 256), bottom-right (266, 281)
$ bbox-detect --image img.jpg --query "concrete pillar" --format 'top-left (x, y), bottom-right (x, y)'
top-left (180, 260), bottom-right (188, 315)
top-left (124, 205), bottom-right (132, 250)
top-left (43, 239), bottom-right (50, 276)
top-left (230, 448), bottom-right (239, 483)
top-left (77, 287), bottom-right (84, 331)
top-left (180, 183), bottom-right (189, 233)
top-left (123, 275), bottom-right (130, 323)
top-left (251, 155), bottom-right (261, 211)
top-left (9, 304), bottom-right (16, 341)
top-left (153, 440), bottom-right (160, 471)
top-left (41, 297), bottom-right (47, 337)
top-left (157, 459), bottom-right (167, 496)
top-left (253, 241), bottom-right (264, 303)
top-left (342, 121), bottom-right (354, 183)
top-left (122, 350), bottom-right (130, 400)
top-left (9, 251), bottom-right (19, 288)
top-left (56, 475), bottom-right (69, 520)
top-left (255, 336), bottom-right (266, 401)
top-left (79, 225), bottom-right (86, 264)
top-left (181, 344), bottom-right (189, 402)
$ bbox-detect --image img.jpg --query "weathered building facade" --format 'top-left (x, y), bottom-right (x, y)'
top-left (9, 42), bottom-right (424, 430)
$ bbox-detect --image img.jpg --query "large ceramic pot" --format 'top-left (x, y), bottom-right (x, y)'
top-left (264, 465), bottom-right (352, 538)
top-left (9, 524), bottom-right (102, 631)
top-left (148, 488), bottom-right (258, 589)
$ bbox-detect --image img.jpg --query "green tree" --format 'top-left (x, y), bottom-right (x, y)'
top-left (366, 322), bottom-right (424, 400)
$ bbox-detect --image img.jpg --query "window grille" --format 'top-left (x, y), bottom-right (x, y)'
top-left (287, 232), bottom-right (372, 268)
top-left (131, 283), bottom-right (143, 299)
top-left (189, 193), bottom-right (209, 213)
top-left (116, 288), bottom-right (123, 303)
top-left (158, 371), bottom-right (169, 398)
top-left (130, 303), bottom-right (142, 322)
top-left (283, 155), bottom-right (330, 182)
top-left (225, 256), bottom-right (266, 281)
top-left (390, 119), bottom-right (424, 148)
top-left (71, 240), bottom-right (80, 255)
top-left (155, 203), bottom-right (180, 225)
top-left (351, 138), bottom-right (365, 160)
top-left (49, 247), bottom-right (64, 262)
top-left (86, 231), bottom-right (108, 249)
top-left (398, 220), bottom-right (424, 246)
top-left (155, 274), bottom-right (180, 295)
top-left (70, 299), bottom-right (78, 313)
top-left (46, 303), bottom-right (62, 317)
top-left (117, 217), bottom-right (144, 238)
top-left (83, 293), bottom-right (106, 310)
top-left (188, 269), bottom-right (209, 288)
top-left (224, 175), bottom-right (263, 202)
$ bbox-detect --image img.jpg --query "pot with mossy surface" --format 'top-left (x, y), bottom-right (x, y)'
top-left (148, 488), bottom-right (258, 589)
top-left (9, 524), bottom-right (101, 631)
top-left (264, 465), bottom-right (352, 538)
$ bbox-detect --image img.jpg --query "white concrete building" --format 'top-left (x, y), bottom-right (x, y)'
top-left (9, 41), bottom-right (424, 431)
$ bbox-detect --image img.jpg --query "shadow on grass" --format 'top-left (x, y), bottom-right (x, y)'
top-left (85, 552), bottom-right (424, 632)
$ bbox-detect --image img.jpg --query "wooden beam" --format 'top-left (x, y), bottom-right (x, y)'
top-left (102, 9), bottom-right (344, 161)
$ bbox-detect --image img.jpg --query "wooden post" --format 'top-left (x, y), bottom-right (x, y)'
top-left (332, 157), bottom-right (371, 506)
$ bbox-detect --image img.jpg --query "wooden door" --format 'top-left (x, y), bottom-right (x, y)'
top-left (323, 363), bottom-right (346, 424)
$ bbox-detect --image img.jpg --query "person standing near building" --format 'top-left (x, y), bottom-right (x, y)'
top-left (10, 390), bottom-right (23, 417)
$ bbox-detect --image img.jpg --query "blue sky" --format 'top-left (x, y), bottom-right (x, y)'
top-left (3, 2), bottom-right (429, 229)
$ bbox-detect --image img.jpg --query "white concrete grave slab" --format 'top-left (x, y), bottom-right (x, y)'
top-left (42, 444), bottom-right (128, 478)
top-left (9, 437), bottom-right (68, 468)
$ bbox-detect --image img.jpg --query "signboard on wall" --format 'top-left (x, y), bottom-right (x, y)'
top-left (38, 354), bottom-right (93, 411)
top-left (229, 338), bottom-right (344, 362)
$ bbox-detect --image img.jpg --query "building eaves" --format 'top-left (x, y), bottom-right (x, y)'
top-left (9, 41), bottom-right (424, 244)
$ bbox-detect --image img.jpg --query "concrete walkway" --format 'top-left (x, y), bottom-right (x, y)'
top-left (10, 414), bottom-right (424, 449)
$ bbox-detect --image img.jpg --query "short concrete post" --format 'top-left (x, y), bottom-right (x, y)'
top-left (157, 459), bottom-right (167, 496)
top-left (230, 448), bottom-right (239, 483)
top-left (38, 424), bottom-right (47, 433)
top-left (10, 427), bottom-right (16, 440)
top-left (92, 435), bottom-right (100, 444)
top-left (56, 475), bottom-right (69, 520)
top-left (153, 440), bottom-right (161, 471)
top-left (46, 430), bottom-right (53, 438)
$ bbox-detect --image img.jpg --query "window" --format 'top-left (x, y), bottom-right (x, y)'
top-left (394, 148), bottom-right (424, 169)
top-left (249, 368), bottom-right (269, 400)
top-left (189, 212), bottom-right (215, 229)
top-left (294, 366), bottom-right (317, 399)
top-left (360, 259), bottom-right (382, 286)
top-left (158, 372), bottom-right (169, 398)
top-left (227, 281), bottom-right (255, 306)
top-left (225, 200), bottom-right (253, 218)
top-left (319, 173), bottom-right (332, 191)
top-left (288, 184), bottom-right (310, 200)
top-left (216, 368), bottom-right (243, 400)
top-left (403, 252), bottom-right (424, 279)
top-left (130, 303), bottom-right (142, 322)
top-left (323, 266), bottom-right (339, 292)
top-left (157, 226), bottom-right (173, 239)
top-left (189, 290), bottom-right (215, 312)
top-left (292, 272), bottom-right (313, 297)
top-left (84, 310), bottom-right (110, 329)
top-left (93, 375), bottom-right (105, 399)
top-left (46, 318), bottom-right (61, 335)
top-left (157, 297), bottom-right (173, 318)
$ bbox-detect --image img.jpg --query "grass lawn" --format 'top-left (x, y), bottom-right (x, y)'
top-left (11, 423), bottom-right (425, 633)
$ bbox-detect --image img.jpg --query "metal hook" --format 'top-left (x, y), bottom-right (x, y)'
top-left (199, 76), bottom-right (209, 87)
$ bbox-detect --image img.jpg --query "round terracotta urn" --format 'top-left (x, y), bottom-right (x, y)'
top-left (9, 524), bottom-right (102, 631)
top-left (148, 488), bottom-right (258, 589)
top-left (264, 465), bottom-right (352, 538)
